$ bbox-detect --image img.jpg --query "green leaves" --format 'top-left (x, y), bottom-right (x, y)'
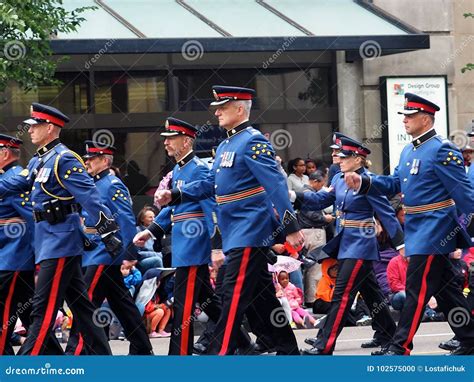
top-left (0, 0), bottom-right (96, 93)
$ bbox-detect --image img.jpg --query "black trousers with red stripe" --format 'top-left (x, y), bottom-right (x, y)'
top-left (389, 254), bottom-right (474, 355)
top-left (0, 271), bottom-right (35, 355)
top-left (169, 264), bottom-right (222, 355)
top-left (312, 258), bottom-right (396, 354)
top-left (66, 264), bottom-right (152, 355)
top-left (207, 247), bottom-right (299, 355)
top-left (17, 256), bottom-right (111, 355)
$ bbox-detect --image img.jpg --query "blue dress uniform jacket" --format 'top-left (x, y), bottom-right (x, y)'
top-left (171, 122), bottom-right (299, 253)
top-left (296, 168), bottom-right (404, 261)
top-left (0, 139), bottom-right (116, 263)
top-left (359, 131), bottom-right (474, 256)
top-left (0, 163), bottom-right (35, 271)
top-left (82, 170), bottom-right (137, 266)
top-left (469, 163), bottom-right (474, 185)
top-left (149, 154), bottom-right (216, 267)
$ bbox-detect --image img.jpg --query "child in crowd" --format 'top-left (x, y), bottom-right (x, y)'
top-left (121, 265), bottom-right (143, 296)
top-left (313, 258), bottom-right (338, 314)
top-left (145, 296), bottom-right (171, 338)
top-left (278, 271), bottom-right (316, 328)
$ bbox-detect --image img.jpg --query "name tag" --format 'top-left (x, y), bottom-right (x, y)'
top-left (220, 152), bottom-right (235, 168)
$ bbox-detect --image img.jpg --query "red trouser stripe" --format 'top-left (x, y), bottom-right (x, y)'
top-left (0, 272), bottom-right (19, 354)
top-left (219, 247), bottom-right (251, 355)
top-left (75, 265), bottom-right (104, 356)
top-left (32, 258), bottom-right (65, 355)
top-left (180, 266), bottom-right (197, 355)
top-left (402, 255), bottom-right (434, 355)
top-left (324, 259), bottom-right (363, 354)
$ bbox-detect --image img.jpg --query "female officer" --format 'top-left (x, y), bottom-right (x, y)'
top-left (292, 136), bottom-right (404, 355)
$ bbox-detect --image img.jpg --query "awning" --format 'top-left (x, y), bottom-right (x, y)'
top-left (52, 0), bottom-right (429, 55)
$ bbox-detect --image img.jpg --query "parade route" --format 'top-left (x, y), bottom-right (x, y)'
top-left (104, 321), bottom-right (454, 356)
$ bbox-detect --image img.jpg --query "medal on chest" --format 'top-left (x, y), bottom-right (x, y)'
top-left (220, 152), bottom-right (236, 168)
top-left (410, 159), bottom-right (420, 175)
top-left (176, 179), bottom-right (185, 188)
top-left (36, 167), bottom-right (51, 183)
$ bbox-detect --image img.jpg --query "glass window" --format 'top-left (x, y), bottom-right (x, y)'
top-left (175, 67), bottom-right (332, 111)
top-left (94, 71), bottom-right (167, 114)
top-left (3, 72), bottom-right (89, 119)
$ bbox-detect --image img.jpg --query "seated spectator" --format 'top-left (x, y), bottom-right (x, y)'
top-left (298, 170), bottom-right (334, 304)
top-left (287, 157), bottom-right (309, 192)
top-left (138, 269), bottom-right (174, 338)
top-left (121, 265), bottom-right (142, 297)
top-left (387, 252), bottom-right (442, 321)
top-left (278, 271), bottom-right (316, 328)
top-left (272, 243), bottom-right (304, 291)
top-left (136, 206), bottom-right (164, 273)
top-left (313, 258), bottom-right (371, 326)
top-left (372, 219), bottom-right (399, 299)
top-left (145, 297), bottom-right (171, 338)
top-left (313, 258), bottom-right (338, 314)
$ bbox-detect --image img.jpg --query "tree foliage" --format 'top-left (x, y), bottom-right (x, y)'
top-left (0, 0), bottom-right (95, 92)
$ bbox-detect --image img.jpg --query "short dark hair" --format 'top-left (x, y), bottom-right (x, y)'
top-left (309, 170), bottom-right (325, 182)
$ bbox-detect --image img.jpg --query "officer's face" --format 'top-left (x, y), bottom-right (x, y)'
top-left (28, 123), bottom-right (51, 146)
top-left (214, 102), bottom-right (242, 129)
top-left (339, 155), bottom-right (361, 173)
top-left (164, 135), bottom-right (188, 159)
top-left (85, 156), bottom-right (107, 176)
top-left (331, 149), bottom-right (341, 164)
top-left (403, 112), bottom-right (431, 137)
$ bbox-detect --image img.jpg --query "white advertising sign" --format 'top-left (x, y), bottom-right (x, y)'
top-left (384, 76), bottom-right (448, 173)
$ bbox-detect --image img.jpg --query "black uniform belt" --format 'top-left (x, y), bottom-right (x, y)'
top-left (171, 211), bottom-right (205, 222)
top-left (403, 199), bottom-right (455, 215)
top-left (33, 203), bottom-right (80, 223)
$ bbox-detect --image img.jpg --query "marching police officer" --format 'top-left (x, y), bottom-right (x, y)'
top-left (135, 117), bottom-right (225, 355)
top-left (0, 103), bottom-right (121, 355)
top-left (156, 86), bottom-right (304, 355)
top-left (0, 134), bottom-right (37, 354)
top-left (293, 136), bottom-right (403, 355)
top-left (345, 93), bottom-right (474, 355)
top-left (65, 140), bottom-right (153, 355)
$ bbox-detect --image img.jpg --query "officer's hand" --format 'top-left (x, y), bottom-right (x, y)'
top-left (286, 230), bottom-right (305, 249)
top-left (154, 190), bottom-right (172, 206)
top-left (211, 249), bottom-right (225, 270)
top-left (344, 172), bottom-right (361, 190)
top-left (102, 233), bottom-right (122, 257)
top-left (133, 230), bottom-right (151, 247)
top-left (122, 259), bottom-right (137, 269)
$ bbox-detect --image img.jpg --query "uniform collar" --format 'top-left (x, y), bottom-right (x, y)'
top-left (37, 138), bottom-right (61, 157)
top-left (226, 120), bottom-right (251, 138)
top-left (0, 160), bottom-right (19, 173)
top-left (94, 169), bottom-right (110, 182)
top-left (412, 128), bottom-right (436, 148)
top-left (177, 150), bottom-right (194, 167)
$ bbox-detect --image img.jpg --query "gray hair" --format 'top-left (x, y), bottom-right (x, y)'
top-left (103, 155), bottom-right (114, 167)
top-left (236, 100), bottom-right (252, 116)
